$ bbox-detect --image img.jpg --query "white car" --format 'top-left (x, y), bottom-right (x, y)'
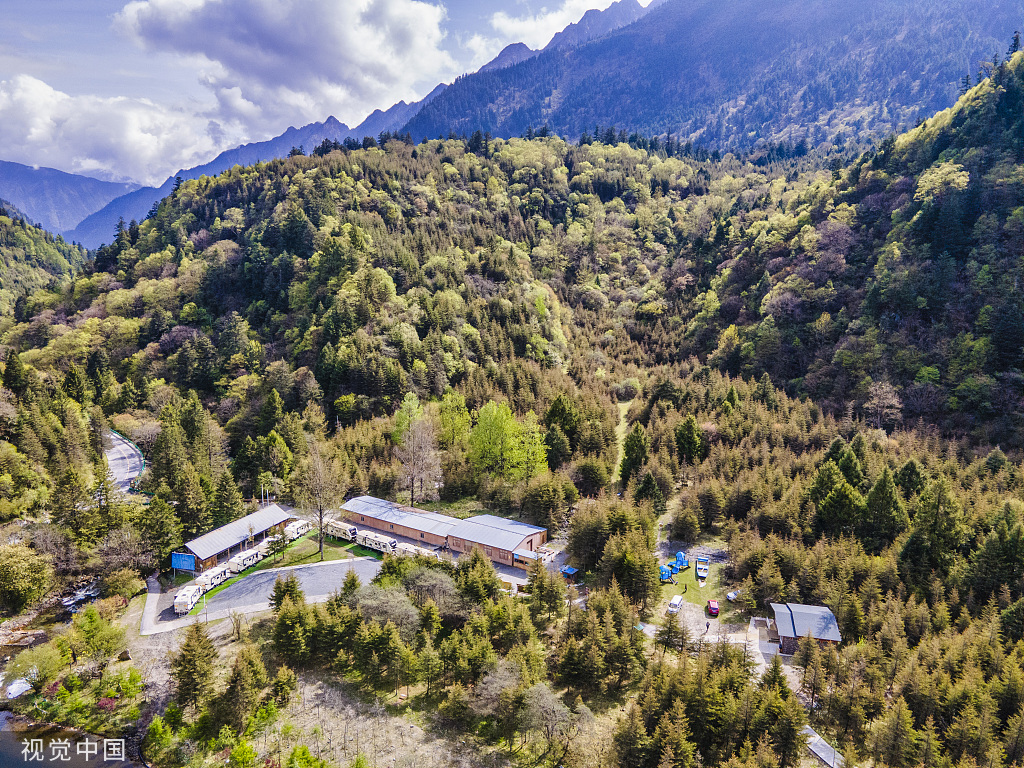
top-left (667, 595), bottom-right (683, 614)
top-left (727, 590), bottom-right (741, 602)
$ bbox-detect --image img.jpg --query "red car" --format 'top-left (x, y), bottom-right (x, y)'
top-left (707, 599), bottom-right (720, 616)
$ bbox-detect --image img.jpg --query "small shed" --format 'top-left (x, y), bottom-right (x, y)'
top-left (770, 602), bottom-right (842, 654)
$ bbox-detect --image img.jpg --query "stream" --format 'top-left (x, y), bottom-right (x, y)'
top-left (0, 711), bottom-right (140, 767)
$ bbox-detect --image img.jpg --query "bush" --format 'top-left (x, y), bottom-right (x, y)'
top-left (7, 643), bottom-right (65, 691)
top-left (0, 544), bottom-right (53, 613)
top-left (103, 568), bottom-right (145, 601)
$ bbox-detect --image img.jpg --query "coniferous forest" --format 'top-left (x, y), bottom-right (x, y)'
top-left (4, 38), bottom-right (1024, 768)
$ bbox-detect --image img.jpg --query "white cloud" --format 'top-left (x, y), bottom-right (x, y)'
top-left (490, 0), bottom-right (618, 50)
top-left (0, 74), bottom-right (225, 185)
top-left (116, 0), bottom-right (458, 134)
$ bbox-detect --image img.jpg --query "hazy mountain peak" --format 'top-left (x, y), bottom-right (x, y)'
top-left (479, 43), bottom-right (537, 73)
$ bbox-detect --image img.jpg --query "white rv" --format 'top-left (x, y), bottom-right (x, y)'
top-left (196, 565), bottom-right (229, 592)
top-left (174, 585), bottom-right (203, 615)
top-left (326, 519), bottom-right (358, 541)
top-left (228, 549), bottom-right (260, 574)
top-left (395, 542), bottom-right (438, 560)
top-left (257, 535), bottom-right (280, 556)
top-left (357, 530), bottom-right (397, 554)
top-left (284, 520), bottom-right (311, 540)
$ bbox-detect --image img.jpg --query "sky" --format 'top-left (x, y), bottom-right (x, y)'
top-left (0, 0), bottom-right (645, 186)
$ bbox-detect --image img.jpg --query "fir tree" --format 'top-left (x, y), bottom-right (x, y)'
top-left (170, 623), bottom-right (217, 712)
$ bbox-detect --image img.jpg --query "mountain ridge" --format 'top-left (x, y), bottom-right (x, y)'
top-left (0, 161), bottom-right (137, 236)
top-left (403, 0), bottom-right (1023, 145)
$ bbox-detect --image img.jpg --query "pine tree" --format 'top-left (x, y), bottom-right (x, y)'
top-left (620, 423), bottom-right (650, 488)
top-left (170, 623), bottom-right (217, 712)
top-left (341, 569), bottom-right (361, 598)
top-left (675, 415), bottom-right (703, 465)
top-left (2, 350), bottom-right (28, 397)
top-left (863, 468), bottom-right (908, 548)
top-left (211, 471), bottom-right (244, 527)
top-left (258, 389), bottom-right (284, 436)
top-left (140, 496), bottom-right (183, 565)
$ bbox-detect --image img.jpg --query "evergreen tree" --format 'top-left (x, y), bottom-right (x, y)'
top-left (170, 623), bottom-right (217, 712)
top-left (258, 389), bottom-right (284, 436)
top-left (140, 496), bottom-right (183, 564)
top-left (211, 471), bottom-right (245, 527)
top-left (863, 468), bottom-right (909, 548)
top-left (620, 423), bottom-right (650, 488)
top-left (675, 415), bottom-right (703, 465)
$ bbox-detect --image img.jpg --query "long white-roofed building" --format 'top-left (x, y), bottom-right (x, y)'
top-left (339, 496), bottom-right (546, 569)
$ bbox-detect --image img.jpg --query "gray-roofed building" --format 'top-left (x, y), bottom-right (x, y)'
top-left (447, 515), bottom-right (546, 568)
top-left (341, 496), bottom-right (457, 546)
top-left (176, 504), bottom-right (295, 572)
top-left (339, 495), bottom-right (547, 569)
top-left (770, 602), bottom-right (842, 654)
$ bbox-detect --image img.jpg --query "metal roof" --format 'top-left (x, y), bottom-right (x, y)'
top-left (770, 603), bottom-right (842, 643)
top-left (185, 504), bottom-right (294, 561)
top-left (448, 517), bottom-right (541, 552)
top-left (513, 549), bottom-right (539, 560)
top-left (339, 496), bottom-right (546, 552)
top-left (340, 496), bottom-right (458, 537)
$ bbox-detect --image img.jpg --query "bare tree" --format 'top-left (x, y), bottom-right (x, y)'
top-left (865, 381), bottom-right (903, 430)
top-left (395, 417), bottom-right (442, 506)
top-left (293, 435), bottom-right (345, 561)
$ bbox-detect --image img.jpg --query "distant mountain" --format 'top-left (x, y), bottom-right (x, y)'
top-left (476, 0), bottom-right (648, 75)
top-left (349, 83), bottom-right (448, 139)
top-left (404, 0), bottom-right (1024, 146)
top-left (0, 161), bottom-right (137, 236)
top-left (479, 43), bottom-right (537, 73)
top-left (67, 117), bottom-right (353, 248)
top-left (542, 0), bottom-right (646, 52)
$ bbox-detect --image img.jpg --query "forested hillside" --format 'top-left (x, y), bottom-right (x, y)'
top-left (0, 201), bottom-right (86, 314)
top-left (4, 42), bottom-right (1024, 768)
top-left (405, 0), bottom-right (1022, 147)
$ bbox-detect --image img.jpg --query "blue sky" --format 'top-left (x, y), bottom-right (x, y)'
top-left (0, 0), bottom-right (641, 184)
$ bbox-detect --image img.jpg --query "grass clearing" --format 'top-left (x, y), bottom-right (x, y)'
top-left (611, 399), bottom-right (633, 484)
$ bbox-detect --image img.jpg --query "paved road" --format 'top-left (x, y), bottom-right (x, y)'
top-left (140, 558), bottom-right (382, 635)
top-left (205, 558), bottom-right (382, 612)
top-left (105, 431), bottom-right (144, 493)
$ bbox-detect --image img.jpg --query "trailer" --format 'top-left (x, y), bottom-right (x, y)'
top-left (228, 549), bottom-right (260, 574)
top-left (395, 542), bottom-right (439, 560)
top-left (174, 585), bottom-right (202, 615)
top-left (196, 565), bottom-right (229, 592)
top-left (257, 535), bottom-right (280, 556)
top-left (695, 555), bottom-right (710, 580)
top-left (284, 520), bottom-right (311, 540)
top-left (357, 530), bottom-right (398, 554)
top-left (326, 519), bottom-right (358, 541)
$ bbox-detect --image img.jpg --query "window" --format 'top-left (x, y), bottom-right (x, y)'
top-left (389, 524), bottom-right (394, 530)
top-left (420, 533), bottom-right (424, 538)
top-left (485, 548), bottom-right (492, 556)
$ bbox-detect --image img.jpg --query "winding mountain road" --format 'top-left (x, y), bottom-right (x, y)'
top-left (105, 430), bottom-right (144, 493)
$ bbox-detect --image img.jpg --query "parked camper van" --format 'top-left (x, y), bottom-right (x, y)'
top-left (357, 530), bottom-right (397, 554)
top-left (196, 565), bottom-right (229, 592)
top-left (326, 519), bottom-right (357, 541)
top-left (257, 535), bottom-right (278, 556)
top-left (395, 542), bottom-right (438, 560)
top-left (228, 549), bottom-right (260, 574)
top-left (284, 520), bottom-right (311, 540)
top-left (174, 585), bottom-right (202, 615)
